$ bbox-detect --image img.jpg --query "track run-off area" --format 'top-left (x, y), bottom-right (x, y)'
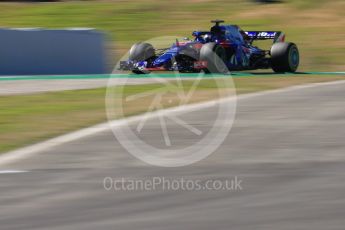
top-left (0, 71), bottom-right (344, 96)
top-left (1, 80), bottom-right (345, 229)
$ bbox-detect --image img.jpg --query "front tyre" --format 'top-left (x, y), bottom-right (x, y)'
top-left (129, 42), bottom-right (155, 74)
top-left (199, 42), bottom-right (228, 74)
top-left (270, 42), bottom-right (299, 73)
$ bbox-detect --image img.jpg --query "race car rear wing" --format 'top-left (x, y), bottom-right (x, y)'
top-left (245, 31), bottom-right (285, 43)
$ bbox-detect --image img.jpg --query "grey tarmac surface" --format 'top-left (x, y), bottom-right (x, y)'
top-left (1, 71), bottom-right (344, 96)
top-left (1, 81), bottom-right (345, 230)
top-left (0, 78), bottom-right (180, 96)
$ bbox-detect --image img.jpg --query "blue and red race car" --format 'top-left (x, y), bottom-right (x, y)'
top-left (120, 20), bottom-right (299, 74)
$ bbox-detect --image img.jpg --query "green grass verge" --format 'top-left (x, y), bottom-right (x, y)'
top-left (1, 75), bottom-right (344, 154)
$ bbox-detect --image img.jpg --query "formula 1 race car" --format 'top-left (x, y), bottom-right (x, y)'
top-left (120, 20), bottom-right (299, 74)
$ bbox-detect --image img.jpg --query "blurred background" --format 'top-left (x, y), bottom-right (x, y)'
top-left (0, 0), bottom-right (343, 71)
top-left (1, 2), bottom-right (345, 230)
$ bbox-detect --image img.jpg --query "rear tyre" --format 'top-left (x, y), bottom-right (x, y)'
top-left (199, 42), bottom-right (228, 74)
top-left (270, 42), bottom-right (299, 73)
top-left (129, 42), bottom-right (155, 74)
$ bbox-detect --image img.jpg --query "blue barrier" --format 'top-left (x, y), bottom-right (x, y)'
top-left (0, 28), bottom-right (106, 75)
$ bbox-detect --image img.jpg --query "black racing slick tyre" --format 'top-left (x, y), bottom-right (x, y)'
top-left (199, 42), bottom-right (228, 73)
top-left (270, 42), bottom-right (299, 73)
top-left (128, 42), bottom-right (155, 74)
top-left (129, 42), bottom-right (155, 62)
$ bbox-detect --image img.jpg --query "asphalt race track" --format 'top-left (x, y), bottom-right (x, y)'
top-left (0, 78), bottom-right (160, 96)
top-left (1, 80), bottom-right (345, 229)
top-left (0, 72), bottom-right (344, 96)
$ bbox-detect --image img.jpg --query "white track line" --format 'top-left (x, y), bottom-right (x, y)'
top-left (1, 80), bottom-right (345, 166)
top-left (0, 74), bottom-right (110, 80)
top-left (0, 170), bottom-right (28, 174)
